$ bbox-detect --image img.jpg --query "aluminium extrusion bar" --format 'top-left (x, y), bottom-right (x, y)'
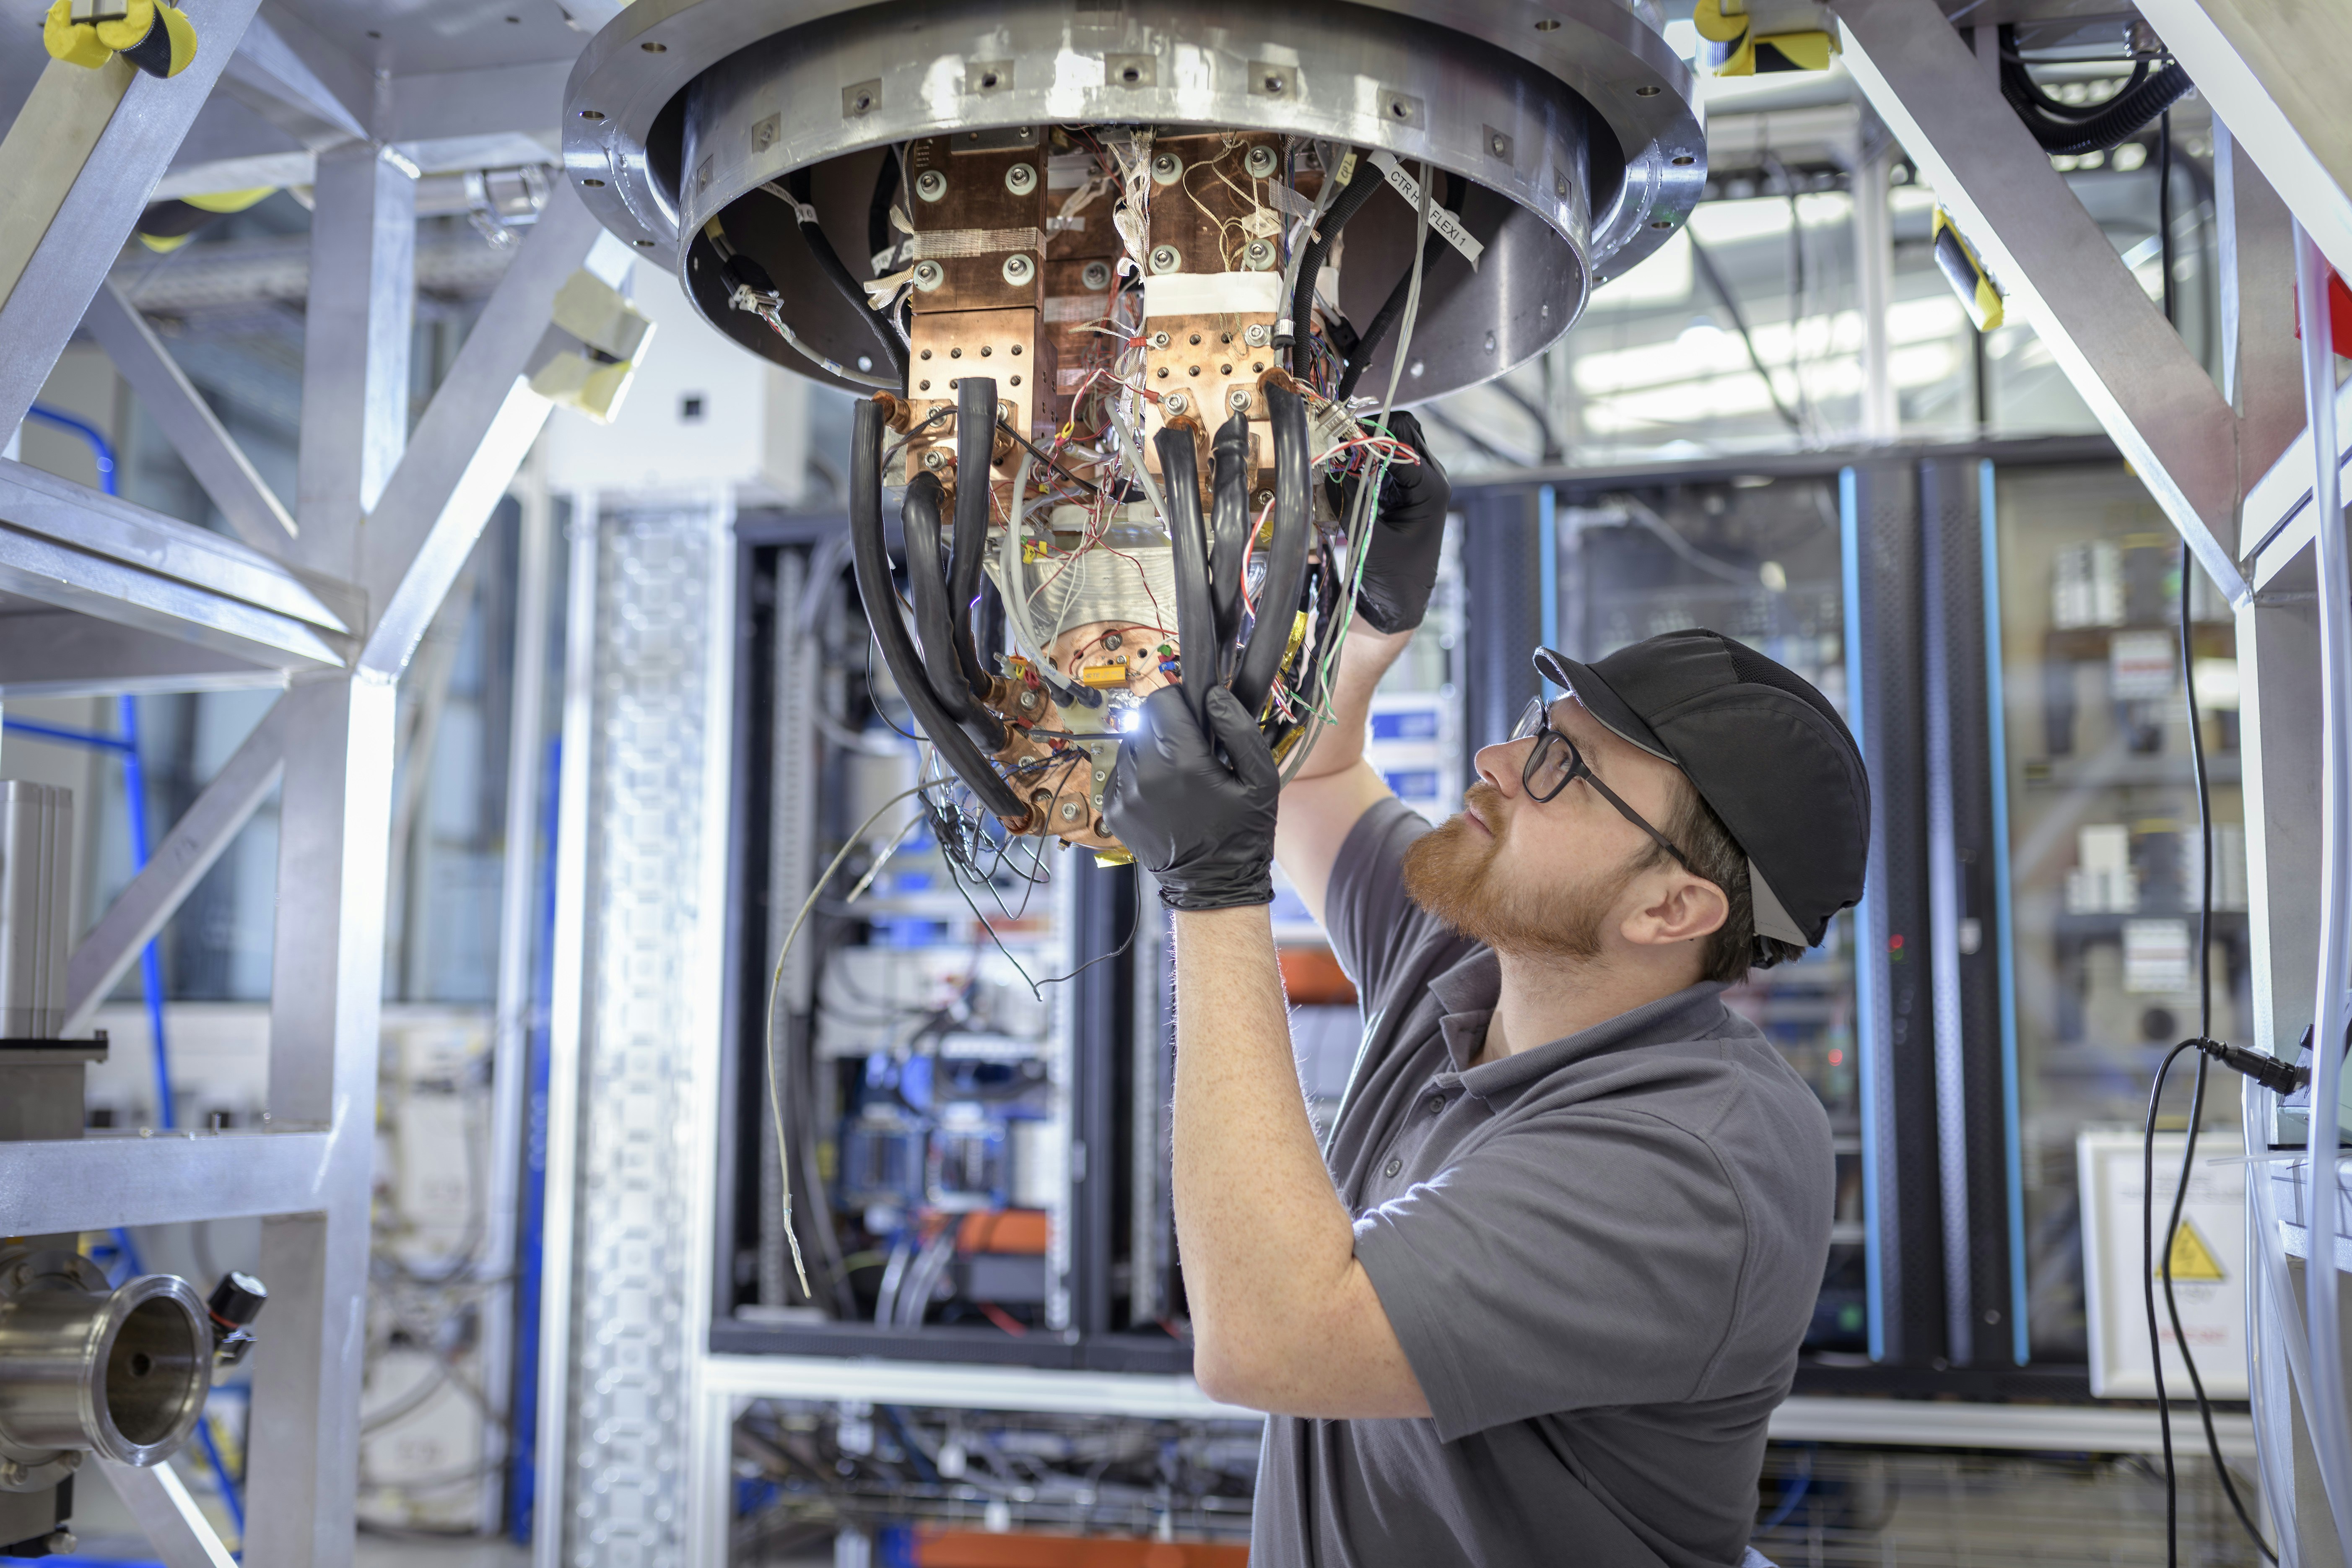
top-left (0, 1129), bottom-right (336, 1232)
top-left (357, 184), bottom-right (635, 677)
top-left (1837, 0), bottom-right (2244, 594)
top-left (62, 697), bottom-right (286, 1036)
top-left (101, 1461), bottom-right (239, 1568)
top-left (0, 612), bottom-right (285, 699)
top-left (0, 0), bottom-right (265, 434)
top-left (2133, 0), bottom-right (2352, 292)
top-left (83, 282), bottom-right (300, 553)
top-left (0, 458), bottom-right (349, 634)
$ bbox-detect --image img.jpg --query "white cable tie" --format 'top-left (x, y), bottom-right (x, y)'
top-left (758, 182), bottom-right (821, 226)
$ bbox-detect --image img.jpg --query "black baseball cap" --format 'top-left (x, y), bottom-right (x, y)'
top-left (1533, 631), bottom-right (1869, 950)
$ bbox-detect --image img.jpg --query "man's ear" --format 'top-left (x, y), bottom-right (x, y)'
top-left (1620, 870), bottom-right (1729, 950)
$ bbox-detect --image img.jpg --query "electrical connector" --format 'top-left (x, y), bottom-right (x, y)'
top-left (2191, 1036), bottom-right (2308, 1098)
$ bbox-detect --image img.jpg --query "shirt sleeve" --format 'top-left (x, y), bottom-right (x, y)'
top-left (1321, 796), bottom-right (1450, 1004)
top-left (1350, 1108), bottom-right (1750, 1442)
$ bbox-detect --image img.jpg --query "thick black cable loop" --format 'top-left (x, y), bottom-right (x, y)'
top-left (1156, 425), bottom-right (1218, 732)
top-left (848, 402), bottom-right (1022, 818)
top-left (1232, 387), bottom-right (1312, 717)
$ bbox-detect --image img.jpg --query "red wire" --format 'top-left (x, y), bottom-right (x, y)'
top-left (977, 1301), bottom-right (1028, 1337)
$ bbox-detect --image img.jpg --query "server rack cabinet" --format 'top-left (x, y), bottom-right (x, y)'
top-left (711, 514), bottom-right (1190, 1376)
top-left (1456, 434), bottom-right (2117, 1399)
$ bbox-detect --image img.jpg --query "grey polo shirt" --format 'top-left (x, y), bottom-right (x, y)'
top-left (1252, 797), bottom-right (1834, 1567)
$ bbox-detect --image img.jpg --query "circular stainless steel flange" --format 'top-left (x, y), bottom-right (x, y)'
top-left (0, 1249), bottom-right (212, 1485)
top-left (562, 0), bottom-right (1701, 398)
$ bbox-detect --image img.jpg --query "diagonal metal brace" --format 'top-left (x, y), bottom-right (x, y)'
top-left (84, 281), bottom-right (300, 554)
top-left (63, 697), bottom-right (286, 1036)
top-left (101, 1459), bottom-right (238, 1568)
top-left (1837, 0), bottom-right (2245, 597)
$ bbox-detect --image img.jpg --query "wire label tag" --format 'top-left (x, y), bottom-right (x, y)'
top-left (1366, 151), bottom-right (1483, 270)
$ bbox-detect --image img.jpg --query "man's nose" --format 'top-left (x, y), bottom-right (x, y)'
top-left (1473, 738), bottom-right (1532, 800)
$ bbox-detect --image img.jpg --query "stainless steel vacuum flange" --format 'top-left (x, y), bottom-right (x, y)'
top-left (560, 0), bottom-right (1702, 398)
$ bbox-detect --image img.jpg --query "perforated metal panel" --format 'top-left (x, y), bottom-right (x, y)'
top-left (558, 502), bottom-right (730, 1568)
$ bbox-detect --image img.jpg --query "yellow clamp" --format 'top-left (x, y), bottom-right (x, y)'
top-left (1930, 208), bottom-right (2004, 332)
top-left (44, 0), bottom-right (197, 77)
top-left (1692, 0), bottom-right (1836, 78)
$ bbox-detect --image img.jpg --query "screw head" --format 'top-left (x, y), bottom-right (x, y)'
top-left (1080, 260), bottom-right (1112, 291)
top-left (1253, 488), bottom-right (1274, 507)
top-left (1244, 145), bottom-right (1278, 179)
top-left (1555, 174), bottom-right (1571, 198)
top-left (1242, 239), bottom-right (1275, 270)
top-left (1103, 630), bottom-right (1122, 649)
top-left (912, 260), bottom-right (945, 291)
top-left (1228, 387), bottom-right (1253, 413)
top-left (922, 448), bottom-right (949, 470)
top-left (1490, 133), bottom-right (1508, 156)
top-left (1148, 244), bottom-right (1181, 274)
top-left (1149, 330), bottom-right (1171, 349)
top-left (1243, 323), bottom-right (1268, 346)
top-left (1059, 800), bottom-right (1082, 821)
top-left (1484, 331), bottom-right (1498, 353)
top-left (1002, 252), bottom-right (1036, 286)
top-left (1150, 152), bottom-right (1183, 185)
top-left (914, 169), bottom-right (948, 202)
top-left (1018, 690), bottom-right (1041, 711)
top-left (999, 399), bottom-right (1017, 424)
top-left (1164, 392), bottom-right (1190, 415)
top-left (1005, 163), bottom-right (1038, 195)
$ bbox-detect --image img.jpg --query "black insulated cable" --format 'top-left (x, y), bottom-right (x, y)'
top-left (1336, 171), bottom-right (1460, 402)
top-left (950, 379), bottom-right (999, 644)
top-left (848, 401), bottom-right (1024, 820)
top-left (784, 171), bottom-right (909, 384)
top-left (1998, 27), bottom-right (2194, 157)
top-left (1208, 411), bottom-right (1253, 679)
top-left (1287, 157), bottom-right (1383, 377)
top-left (1233, 386), bottom-right (1311, 718)
top-left (1155, 425), bottom-right (1218, 732)
top-left (901, 474), bottom-right (1003, 747)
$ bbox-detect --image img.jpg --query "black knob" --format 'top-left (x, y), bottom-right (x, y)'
top-left (208, 1271), bottom-right (266, 1328)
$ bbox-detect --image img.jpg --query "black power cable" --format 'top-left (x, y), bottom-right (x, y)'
top-left (1997, 26), bottom-right (2194, 158)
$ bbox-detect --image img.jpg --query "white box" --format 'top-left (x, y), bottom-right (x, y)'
top-left (2077, 1126), bottom-right (2247, 1398)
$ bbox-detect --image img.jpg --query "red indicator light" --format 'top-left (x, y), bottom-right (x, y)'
top-left (1889, 934), bottom-right (1904, 951)
top-left (1828, 1049), bottom-right (1844, 1066)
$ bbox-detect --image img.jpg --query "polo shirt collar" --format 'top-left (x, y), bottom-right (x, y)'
top-left (1423, 945), bottom-right (1732, 1092)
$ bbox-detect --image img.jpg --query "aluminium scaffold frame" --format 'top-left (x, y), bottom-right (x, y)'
top-left (1, 0), bottom-right (2349, 1561)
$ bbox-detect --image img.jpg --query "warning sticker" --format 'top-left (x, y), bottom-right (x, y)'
top-left (2163, 1219), bottom-right (2227, 1283)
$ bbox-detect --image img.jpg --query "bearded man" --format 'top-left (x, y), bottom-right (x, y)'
top-left (1104, 425), bottom-right (1871, 1568)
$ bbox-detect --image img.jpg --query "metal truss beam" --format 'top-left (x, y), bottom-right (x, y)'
top-left (102, 1461), bottom-right (238, 1568)
top-left (0, 0), bottom-right (265, 434)
top-left (2137, 0), bottom-right (2352, 291)
top-left (359, 182), bottom-right (634, 675)
top-left (2246, 372), bottom-right (2352, 591)
top-left (83, 281), bottom-right (300, 553)
top-left (1837, 0), bottom-right (2244, 592)
top-left (217, 10), bottom-right (367, 148)
top-left (0, 1129), bottom-right (335, 1232)
top-left (0, 610), bottom-right (284, 698)
top-left (62, 698), bottom-right (285, 1037)
top-left (0, 459), bottom-right (353, 669)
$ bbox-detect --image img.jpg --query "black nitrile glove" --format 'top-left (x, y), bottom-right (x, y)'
top-left (1104, 685), bottom-right (1278, 911)
top-left (1332, 408), bottom-right (1451, 634)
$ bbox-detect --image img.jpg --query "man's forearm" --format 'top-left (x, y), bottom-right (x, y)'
top-left (1171, 908), bottom-right (1358, 1389)
top-left (1169, 906), bottom-right (1428, 1418)
top-left (1285, 615), bottom-right (1415, 784)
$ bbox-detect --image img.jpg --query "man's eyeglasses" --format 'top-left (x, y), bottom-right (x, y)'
top-left (1510, 696), bottom-right (1696, 873)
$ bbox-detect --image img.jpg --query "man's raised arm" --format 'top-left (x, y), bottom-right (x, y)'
top-left (1269, 411), bottom-right (1451, 930)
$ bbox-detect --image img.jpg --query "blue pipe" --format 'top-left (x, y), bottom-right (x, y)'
top-left (24, 405), bottom-right (118, 497)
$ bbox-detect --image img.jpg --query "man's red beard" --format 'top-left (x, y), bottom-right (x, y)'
top-left (1399, 782), bottom-right (1639, 961)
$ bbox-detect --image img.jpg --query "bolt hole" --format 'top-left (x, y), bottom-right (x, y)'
top-left (640, 39), bottom-right (666, 51)
top-left (855, 93), bottom-right (872, 111)
top-left (581, 177), bottom-right (605, 187)
top-left (1634, 84), bottom-right (1661, 97)
top-left (1671, 154), bottom-right (1695, 166)
top-left (578, 108), bottom-right (605, 120)
top-left (980, 71), bottom-right (998, 88)
top-left (1121, 65), bottom-right (1141, 83)
top-left (1650, 217), bottom-right (1672, 228)
top-left (1389, 100), bottom-right (1408, 118)
top-left (1263, 74), bottom-right (1285, 92)
top-left (1533, 16), bottom-right (1561, 28)
top-left (633, 239), bottom-right (654, 247)
top-left (365, 28), bottom-right (380, 36)
top-left (503, 13), bottom-right (519, 21)
top-left (128, 1353), bottom-right (152, 1378)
